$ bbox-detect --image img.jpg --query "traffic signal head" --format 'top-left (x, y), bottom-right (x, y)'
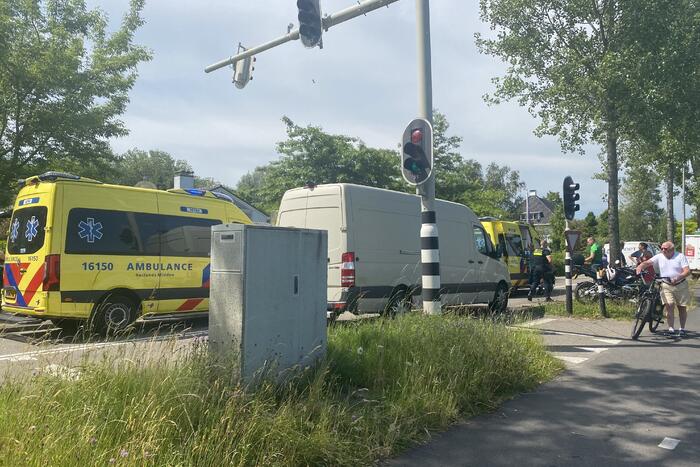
top-left (297, 0), bottom-right (322, 48)
top-left (563, 175), bottom-right (580, 220)
top-left (401, 118), bottom-right (433, 186)
top-left (233, 55), bottom-right (255, 89)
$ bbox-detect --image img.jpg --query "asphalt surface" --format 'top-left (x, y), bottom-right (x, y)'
top-left (387, 307), bottom-right (700, 466)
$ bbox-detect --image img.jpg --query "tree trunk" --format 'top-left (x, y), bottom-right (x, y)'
top-left (666, 165), bottom-right (675, 242)
top-left (606, 129), bottom-right (620, 265)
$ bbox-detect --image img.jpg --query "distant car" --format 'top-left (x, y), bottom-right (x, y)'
top-left (603, 241), bottom-right (661, 267)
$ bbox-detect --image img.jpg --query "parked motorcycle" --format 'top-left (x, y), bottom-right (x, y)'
top-left (573, 262), bottom-right (642, 304)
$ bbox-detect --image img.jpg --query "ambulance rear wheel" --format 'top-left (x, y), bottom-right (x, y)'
top-left (92, 294), bottom-right (138, 336)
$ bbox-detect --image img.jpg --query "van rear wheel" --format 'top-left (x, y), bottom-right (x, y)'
top-left (91, 294), bottom-right (138, 336)
top-left (383, 288), bottom-right (410, 318)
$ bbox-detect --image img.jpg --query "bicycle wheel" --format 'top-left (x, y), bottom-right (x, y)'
top-left (648, 299), bottom-right (664, 333)
top-left (632, 298), bottom-right (652, 340)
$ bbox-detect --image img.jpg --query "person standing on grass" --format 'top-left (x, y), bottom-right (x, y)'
top-left (636, 241), bottom-right (690, 337)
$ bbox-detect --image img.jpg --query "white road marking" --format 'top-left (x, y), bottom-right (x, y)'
top-left (0, 331), bottom-right (207, 362)
top-left (593, 338), bottom-right (622, 345)
top-left (556, 356), bottom-right (589, 364)
top-left (658, 437), bottom-right (681, 450)
top-left (575, 347), bottom-right (610, 354)
top-left (7, 355), bottom-right (38, 362)
top-left (518, 318), bottom-right (557, 328)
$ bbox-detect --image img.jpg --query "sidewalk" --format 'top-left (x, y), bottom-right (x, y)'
top-left (386, 309), bottom-right (700, 466)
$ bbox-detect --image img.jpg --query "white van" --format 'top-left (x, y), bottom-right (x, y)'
top-left (604, 241), bottom-right (661, 267)
top-left (276, 183), bottom-right (510, 316)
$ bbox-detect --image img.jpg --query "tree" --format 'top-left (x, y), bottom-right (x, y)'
top-left (545, 192), bottom-right (565, 251)
top-left (0, 0), bottom-right (151, 207)
top-left (235, 113), bottom-right (526, 216)
top-left (235, 117), bottom-right (404, 213)
top-left (618, 164), bottom-right (664, 242)
top-left (111, 149), bottom-right (192, 189)
top-left (475, 0), bottom-right (682, 271)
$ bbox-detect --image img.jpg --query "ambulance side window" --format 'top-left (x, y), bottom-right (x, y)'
top-left (159, 215), bottom-right (221, 257)
top-left (65, 209), bottom-right (159, 256)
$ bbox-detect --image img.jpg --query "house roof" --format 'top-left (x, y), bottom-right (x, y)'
top-left (518, 194), bottom-right (556, 224)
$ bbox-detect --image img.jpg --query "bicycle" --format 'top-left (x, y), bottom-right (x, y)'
top-left (631, 277), bottom-right (669, 340)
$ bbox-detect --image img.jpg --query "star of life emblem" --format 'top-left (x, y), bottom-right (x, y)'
top-left (78, 218), bottom-right (104, 243)
top-left (10, 218), bottom-right (20, 242)
top-left (25, 216), bottom-right (39, 242)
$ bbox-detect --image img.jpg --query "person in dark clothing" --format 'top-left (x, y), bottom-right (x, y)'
top-left (528, 240), bottom-right (554, 301)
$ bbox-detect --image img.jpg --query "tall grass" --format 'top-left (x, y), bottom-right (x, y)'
top-left (0, 315), bottom-right (562, 466)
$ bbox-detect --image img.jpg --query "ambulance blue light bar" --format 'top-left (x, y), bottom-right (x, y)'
top-left (184, 189), bottom-right (206, 196)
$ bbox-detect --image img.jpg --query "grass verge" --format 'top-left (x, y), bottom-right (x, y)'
top-left (541, 300), bottom-right (637, 319)
top-left (0, 314), bottom-right (562, 466)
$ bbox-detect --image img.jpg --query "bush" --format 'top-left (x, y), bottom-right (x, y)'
top-left (550, 250), bottom-right (565, 276)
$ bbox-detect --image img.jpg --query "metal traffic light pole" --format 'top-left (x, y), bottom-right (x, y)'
top-left (204, 0), bottom-right (401, 74)
top-left (415, 0), bottom-right (440, 315)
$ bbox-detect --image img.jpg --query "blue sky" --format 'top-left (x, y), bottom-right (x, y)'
top-left (92, 0), bottom-right (630, 215)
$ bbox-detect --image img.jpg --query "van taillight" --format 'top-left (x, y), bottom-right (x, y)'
top-left (43, 254), bottom-right (60, 292)
top-left (341, 252), bottom-right (355, 288)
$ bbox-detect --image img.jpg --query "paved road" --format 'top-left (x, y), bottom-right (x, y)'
top-left (387, 311), bottom-right (700, 466)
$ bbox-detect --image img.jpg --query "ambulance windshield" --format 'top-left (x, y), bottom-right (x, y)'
top-left (7, 206), bottom-right (48, 255)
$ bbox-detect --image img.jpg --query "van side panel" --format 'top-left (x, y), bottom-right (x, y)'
top-left (350, 190), bottom-right (421, 312)
top-left (153, 193), bottom-right (227, 315)
top-left (436, 201), bottom-right (480, 305)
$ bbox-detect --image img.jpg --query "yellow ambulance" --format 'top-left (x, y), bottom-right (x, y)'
top-left (480, 218), bottom-right (539, 289)
top-left (1, 172), bottom-right (250, 334)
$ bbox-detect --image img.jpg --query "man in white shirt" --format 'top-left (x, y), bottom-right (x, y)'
top-left (636, 241), bottom-right (690, 337)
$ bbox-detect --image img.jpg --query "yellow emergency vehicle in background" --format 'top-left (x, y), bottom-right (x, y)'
top-left (480, 217), bottom-right (540, 289)
top-left (1, 172), bottom-right (251, 334)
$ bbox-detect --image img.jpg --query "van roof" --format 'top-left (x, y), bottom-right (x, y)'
top-left (282, 183), bottom-right (467, 208)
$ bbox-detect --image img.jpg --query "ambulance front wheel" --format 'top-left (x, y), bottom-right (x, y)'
top-left (91, 293), bottom-right (138, 336)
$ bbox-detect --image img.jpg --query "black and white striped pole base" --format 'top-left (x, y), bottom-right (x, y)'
top-left (421, 210), bottom-right (441, 315)
top-left (565, 251), bottom-right (573, 315)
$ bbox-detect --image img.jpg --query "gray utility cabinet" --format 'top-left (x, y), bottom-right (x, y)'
top-left (209, 224), bottom-right (327, 384)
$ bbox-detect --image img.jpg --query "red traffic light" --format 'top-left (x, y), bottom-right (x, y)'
top-left (411, 129), bottom-right (423, 144)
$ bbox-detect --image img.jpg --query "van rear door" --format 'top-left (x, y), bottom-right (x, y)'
top-left (3, 187), bottom-right (54, 310)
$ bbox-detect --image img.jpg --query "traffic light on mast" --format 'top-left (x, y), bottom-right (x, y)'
top-left (563, 176), bottom-right (580, 220)
top-left (297, 0), bottom-right (323, 48)
top-left (233, 55), bottom-right (255, 89)
top-left (401, 118), bottom-right (433, 186)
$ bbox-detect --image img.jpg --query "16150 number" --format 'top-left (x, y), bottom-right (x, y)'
top-left (81, 262), bottom-right (114, 271)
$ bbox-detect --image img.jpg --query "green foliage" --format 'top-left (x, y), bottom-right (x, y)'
top-left (0, 315), bottom-right (561, 465)
top-left (546, 193), bottom-right (565, 251)
top-left (619, 164), bottom-right (664, 242)
top-left (0, 0), bottom-right (151, 207)
top-left (110, 149), bottom-right (192, 189)
top-left (236, 116), bottom-right (405, 214)
top-left (236, 113), bottom-right (524, 217)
